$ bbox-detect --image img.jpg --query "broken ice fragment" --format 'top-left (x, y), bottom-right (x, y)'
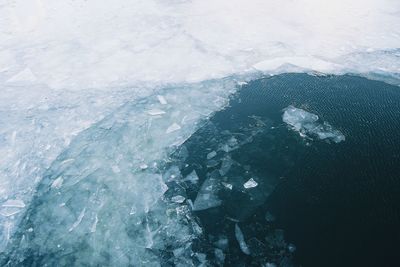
top-left (171, 195), bottom-right (186, 203)
top-left (193, 178), bottom-right (222, 211)
top-left (2, 199), bottom-right (25, 208)
top-left (182, 170), bottom-right (199, 183)
top-left (214, 235), bottom-right (229, 250)
top-left (147, 109), bottom-right (166, 116)
top-left (140, 164), bottom-right (148, 170)
top-left (69, 207), bottom-right (86, 232)
top-left (219, 157), bottom-right (233, 176)
top-left (157, 95), bottom-right (168, 105)
top-left (243, 178), bottom-right (258, 189)
top-left (221, 182), bottom-right (233, 190)
top-left (282, 106), bottom-right (345, 143)
top-left (51, 177), bottom-right (64, 189)
top-left (214, 248), bottom-right (225, 264)
top-left (206, 151), bottom-right (217, 160)
top-left (235, 224), bottom-right (251, 255)
top-left (166, 123), bottom-right (181, 134)
top-left (112, 165), bottom-right (121, 173)
top-left (288, 243), bottom-right (296, 253)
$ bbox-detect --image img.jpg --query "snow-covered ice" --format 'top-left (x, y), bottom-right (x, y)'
top-left (0, 0), bottom-right (399, 263)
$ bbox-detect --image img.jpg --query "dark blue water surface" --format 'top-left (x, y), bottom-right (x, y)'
top-left (169, 73), bottom-right (400, 266)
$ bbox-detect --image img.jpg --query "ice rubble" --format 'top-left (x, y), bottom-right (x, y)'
top-left (283, 106), bottom-right (345, 143)
top-left (0, 79), bottom-right (236, 262)
top-left (0, 0), bottom-right (398, 263)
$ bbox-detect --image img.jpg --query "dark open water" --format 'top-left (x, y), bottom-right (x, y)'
top-left (170, 73), bottom-right (400, 266)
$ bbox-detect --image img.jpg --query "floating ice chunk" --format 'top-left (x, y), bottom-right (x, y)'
top-left (206, 151), bottom-right (217, 160)
top-left (140, 164), bottom-right (148, 170)
top-left (288, 243), bottom-right (296, 253)
top-left (2, 199), bottom-right (25, 208)
top-left (243, 178), bottom-right (258, 189)
top-left (6, 68), bottom-right (37, 83)
top-left (219, 156), bottom-right (233, 176)
top-left (214, 248), bottom-right (225, 264)
top-left (235, 224), bottom-right (251, 255)
top-left (166, 123), bottom-right (181, 134)
top-left (147, 109), bottom-right (166, 116)
top-left (283, 106), bottom-right (345, 143)
top-left (214, 235), bottom-right (229, 250)
top-left (221, 182), bottom-right (233, 190)
top-left (164, 165), bottom-right (181, 181)
top-left (51, 177), bottom-right (63, 189)
top-left (182, 170), bottom-right (199, 183)
top-left (193, 178), bottom-right (222, 211)
top-left (171, 195), bottom-right (186, 203)
top-left (157, 95), bottom-right (168, 105)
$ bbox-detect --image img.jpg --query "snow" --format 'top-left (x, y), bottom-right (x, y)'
top-left (0, 0), bottom-right (399, 262)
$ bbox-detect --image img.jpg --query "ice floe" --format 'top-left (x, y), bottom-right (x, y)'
top-left (283, 106), bottom-right (345, 143)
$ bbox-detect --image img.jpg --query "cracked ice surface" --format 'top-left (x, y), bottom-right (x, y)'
top-left (0, 0), bottom-right (399, 261)
top-left (1, 80), bottom-right (236, 265)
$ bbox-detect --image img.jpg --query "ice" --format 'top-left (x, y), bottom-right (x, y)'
top-left (0, 210), bottom-right (21, 217)
top-left (157, 95), bottom-right (168, 105)
top-left (235, 224), bottom-right (251, 255)
top-left (283, 106), bottom-right (345, 143)
top-left (6, 68), bottom-right (37, 83)
top-left (68, 207), bottom-right (86, 232)
top-left (243, 178), bottom-right (258, 189)
top-left (193, 176), bottom-right (222, 211)
top-left (182, 170), bottom-right (199, 183)
top-left (222, 182), bottom-right (233, 190)
top-left (171, 195), bottom-right (186, 204)
top-left (0, 0), bottom-right (398, 264)
top-left (219, 156), bottom-right (233, 176)
top-left (2, 200), bottom-right (25, 208)
top-left (50, 176), bottom-right (63, 189)
top-left (166, 123), bottom-right (182, 134)
top-left (0, 79), bottom-right (236, 263)
top-left (147, 109), bottom-right (166, 116)
top-left (139, 163), bottom-right (148, 170)
top-left (214, 235), bottom-right (229, 250)
top-left (206, 150), bottom-right (217, 160)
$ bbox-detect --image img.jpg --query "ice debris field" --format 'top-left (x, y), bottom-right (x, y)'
top-left (0, 0), bottom-right (399, 266)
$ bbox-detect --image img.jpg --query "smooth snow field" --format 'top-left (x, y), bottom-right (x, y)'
top-left (0, 0), bottom-right (400, 266)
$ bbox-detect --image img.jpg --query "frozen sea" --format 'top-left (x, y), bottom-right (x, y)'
top-left (0, 0), bottom-right (400, 266)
